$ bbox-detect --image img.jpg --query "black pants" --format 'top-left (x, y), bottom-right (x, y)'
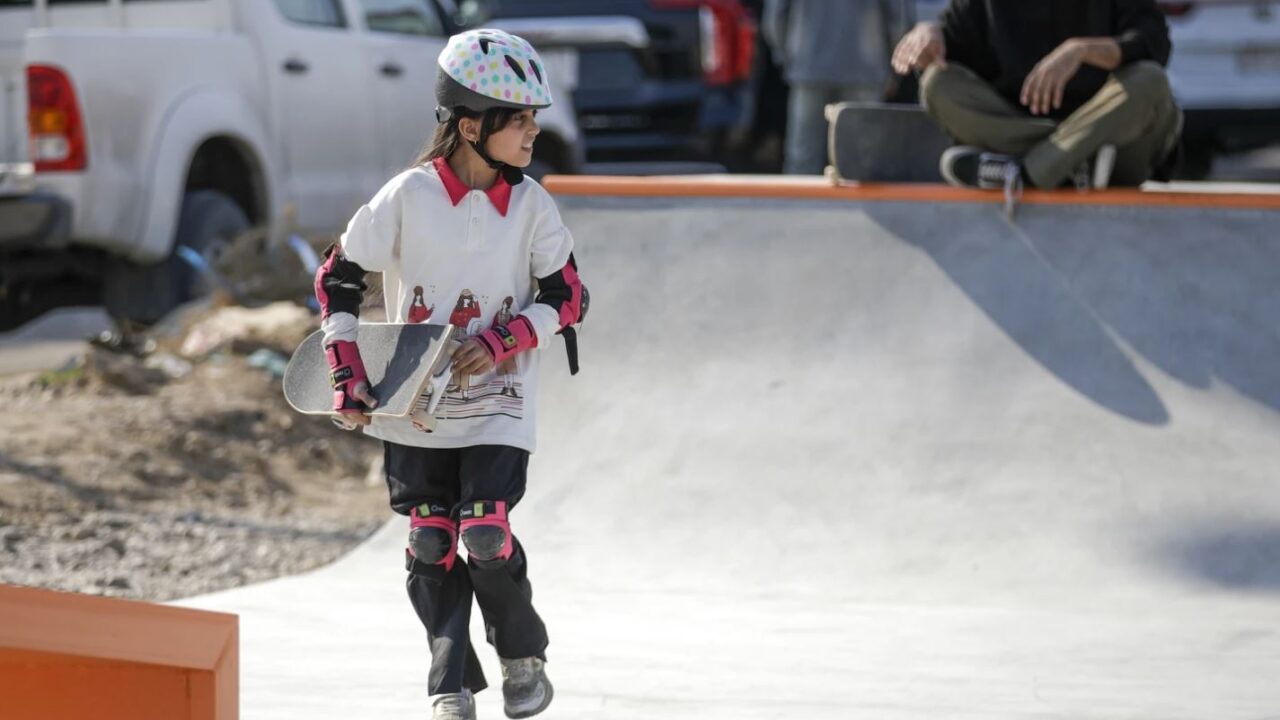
top-left (384, 442), bottom-right (549, 695)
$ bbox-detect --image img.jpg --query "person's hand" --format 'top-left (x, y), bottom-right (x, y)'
top-left (891, 22), bottom-right (946, 75)
top-left (1021, 39), bottom-right (1085, 116)
top-left (333, 380), bottom-right (377, 429)
top-left (452, 338), bottom-right (496, 376)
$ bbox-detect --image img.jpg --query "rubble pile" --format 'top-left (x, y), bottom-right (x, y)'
top-left (0, 298), bottom-right (390, 601)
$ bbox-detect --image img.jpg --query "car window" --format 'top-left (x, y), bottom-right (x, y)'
top-left (273, 0), bottom-right (347, 28)
top-left (362, 0), bottom-right (445, 36)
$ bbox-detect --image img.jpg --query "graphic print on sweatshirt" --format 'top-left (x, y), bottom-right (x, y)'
top-left (413, 288), bottom-right (525, 431)
top-left (408, 285), bottom-right (435, 324)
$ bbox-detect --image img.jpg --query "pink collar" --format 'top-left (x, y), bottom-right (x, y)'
top-left (433, 156), bottom-right (511, 217)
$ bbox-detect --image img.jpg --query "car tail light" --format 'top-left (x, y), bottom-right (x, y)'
top-left (27, 64), bottom-right (87, 172)
top-left (652, 0), bottom-right (757, 85)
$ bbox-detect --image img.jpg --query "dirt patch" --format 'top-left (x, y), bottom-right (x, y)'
top-left (0, 302), bottom-right (392, 602)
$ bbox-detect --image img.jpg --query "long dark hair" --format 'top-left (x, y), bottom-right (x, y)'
top-left (411, 106), bottom-right (522, 168)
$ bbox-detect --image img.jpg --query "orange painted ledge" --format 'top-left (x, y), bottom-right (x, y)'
top-left (542, 174), bottom-right (1280, 211)
top-left (0, 584), bottom-right (238, 720)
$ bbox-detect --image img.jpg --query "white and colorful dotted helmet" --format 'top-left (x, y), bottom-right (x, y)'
top-left (435, 29), bottom-right (553, 121)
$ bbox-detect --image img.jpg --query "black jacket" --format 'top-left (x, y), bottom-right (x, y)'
top-left (939, 0), bottom-right (1171, 118)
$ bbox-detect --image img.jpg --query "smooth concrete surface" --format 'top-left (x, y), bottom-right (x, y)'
top-left (179, 194), bottom-right (1280, 719)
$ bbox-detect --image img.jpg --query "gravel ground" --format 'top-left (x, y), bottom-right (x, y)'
top-left (0, 307), bottom-right (392, 602)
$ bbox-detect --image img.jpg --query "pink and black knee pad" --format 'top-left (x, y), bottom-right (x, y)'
top-left (406, 503), bottom-right (458, 574)
top-left (459, 500), bottom-right (514, 569)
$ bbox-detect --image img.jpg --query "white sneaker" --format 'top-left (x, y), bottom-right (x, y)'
top-left (432, 690), bottom-right (476, 720)
top-left (1093, 143), bottom-right (1116, 189)
top-left (1071, 144), bottom-right (1117, 191)
top-left (500, 657), bottom-right (554, 718)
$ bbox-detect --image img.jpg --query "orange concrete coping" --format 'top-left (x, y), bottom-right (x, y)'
top-left (542, 174), bottom-right (1280, 211)
top-left (0, 584), bottom-right (238, 720)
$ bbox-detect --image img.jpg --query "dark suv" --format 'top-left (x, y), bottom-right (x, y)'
top-left (444, 0), bottom-right (759, 169)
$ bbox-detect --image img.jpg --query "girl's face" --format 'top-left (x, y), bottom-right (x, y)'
top-left (484, 109), bottom-right (539, 168)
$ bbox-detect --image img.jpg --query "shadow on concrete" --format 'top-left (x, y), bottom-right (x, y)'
top-left (1157, 518), bottom-right (1280, 593)
top-left (869, 202), bottom-right (1280, 423)
top-left (1018, 206), bottom-right (1280, 415)
top-left (867, 203), bottom-right (1171, 424)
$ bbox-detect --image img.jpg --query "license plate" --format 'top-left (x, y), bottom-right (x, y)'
top-left (1236, 46), bottom-right (1280, 74)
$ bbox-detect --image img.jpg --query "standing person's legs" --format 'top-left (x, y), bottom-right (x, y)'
top-left (1023, 61), bottom-right (1180, 188)
top-left (387, 443), bottom-right (489, 697)
top-left (457, 445), bottom-right (548, 662)
top-left (784, 83), bottom-right (832, 175)
top-left (919, 63), bottom-right (1057, 155)
top-left (785, 83), bottom-right (887, 174)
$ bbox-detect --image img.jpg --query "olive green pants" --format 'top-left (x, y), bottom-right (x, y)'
top-left (920, 61), bottom-right (1181, 188)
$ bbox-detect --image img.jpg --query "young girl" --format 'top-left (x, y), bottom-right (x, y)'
top-left (314, 29), bottom-right (585, 720)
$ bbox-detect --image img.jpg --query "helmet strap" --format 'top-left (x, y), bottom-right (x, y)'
top-left (469, 125), bottom-right (524, 186)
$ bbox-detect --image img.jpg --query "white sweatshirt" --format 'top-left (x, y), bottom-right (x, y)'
top-left (321, 158), bottom-right (574, 453)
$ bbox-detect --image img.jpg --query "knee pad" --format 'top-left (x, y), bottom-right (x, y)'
top-left (407, 503), bottom-right (457, 572)
top-left (459, 500), bottom-right (513, 567)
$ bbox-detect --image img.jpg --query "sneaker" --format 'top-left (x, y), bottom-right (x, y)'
top-left (939, 146), bottom-right (1022, 190)
top-left (500, 657), bottom-right (554, 719)
top-left (432, 690), bottom-right (476, 720)
top-left (1071, 143), bottom-right (1117, 191)
top-left (1093, 143), bottom-right (1116, 189)
top-left (1000, 160), bottom-right (1023, 219)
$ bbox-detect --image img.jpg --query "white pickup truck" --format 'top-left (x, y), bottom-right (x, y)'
top-left (0, 0), bottom-right (583, 329)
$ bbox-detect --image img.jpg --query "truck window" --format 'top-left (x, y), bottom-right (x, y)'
top-left (273, 0), bottom-right (347, 28)
top-left (362, 0), bottom-right (444, 36)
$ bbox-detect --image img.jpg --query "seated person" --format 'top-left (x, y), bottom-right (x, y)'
top-left (892, 0), bottom-right (1182, 194)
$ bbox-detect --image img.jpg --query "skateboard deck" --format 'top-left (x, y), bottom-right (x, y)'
top-left (826, 102), bottom-right (953, 183)
top-left (283, 323), bottom-right (456, 426)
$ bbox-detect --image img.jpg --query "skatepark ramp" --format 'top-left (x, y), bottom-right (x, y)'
top-left (168, 177), bottom-right (1280, 719)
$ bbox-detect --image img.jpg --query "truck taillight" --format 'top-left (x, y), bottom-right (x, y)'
top-left (699, 7), bottom-right (721, 80)
top-left (27, 64), bottom-right (87, 172)
top-left (653, 0), bottom-right (757, 85)
top-left (732, 10), bottom-right (757, 82)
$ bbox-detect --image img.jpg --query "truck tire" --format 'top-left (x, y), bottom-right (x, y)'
top-left (103, 190), bottom-right (249, 326)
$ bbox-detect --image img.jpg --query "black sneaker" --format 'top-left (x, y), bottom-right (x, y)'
top-left (940, 146), bottom-right (1022, 190)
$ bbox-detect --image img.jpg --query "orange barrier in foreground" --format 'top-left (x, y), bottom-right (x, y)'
top-left (0, 584), bottom-right (237, 720)
top-left (543, 174), bottom-right (1280, 211)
